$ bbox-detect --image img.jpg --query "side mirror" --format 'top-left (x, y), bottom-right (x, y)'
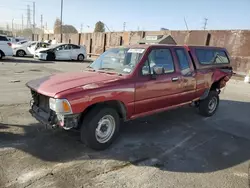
top-left (151, 66), bottom-right (164, 79)
top-left (153, 66), bottom-right (164, 75)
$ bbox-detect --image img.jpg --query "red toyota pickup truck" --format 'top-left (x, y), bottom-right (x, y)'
top-left (26, 44), bottom-right (233, 150)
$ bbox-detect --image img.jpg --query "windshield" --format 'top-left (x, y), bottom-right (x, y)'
top-left (89, 47), bottom-right (145, 74)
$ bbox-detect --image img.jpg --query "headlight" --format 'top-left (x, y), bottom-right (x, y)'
top-left (49, 98), bottom-right (72, 114)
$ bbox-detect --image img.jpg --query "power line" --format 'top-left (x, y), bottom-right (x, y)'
top-left (202, 18), bottom-right (208, 30)
top-left (184, 17), bottom-right (189, 31)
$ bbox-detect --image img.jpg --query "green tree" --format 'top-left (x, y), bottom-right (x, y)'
top-left (94, 21), bottom-right (105, 32)
top-left (54, 18), bottom-right (62, 34)
top-left (53, 18), bottom-right (78, 34)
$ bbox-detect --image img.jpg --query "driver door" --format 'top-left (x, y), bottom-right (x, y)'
top-left (134, 47), bottom-right (182, 115)
top-left (55, 44), bottom-right (71, 60)
top-left (27, 42), bottom-right (36, 55)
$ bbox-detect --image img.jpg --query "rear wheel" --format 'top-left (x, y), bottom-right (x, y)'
top-left (0, 51), bottom-right (3, 59)
top-left (198, 90), bottom-right (219, 117)
top-left (16, 50), bottom-right (25, 57)
top-left (80, 107), bottom-right (120, 150)
top-left (77, 54), bottom-right (85, 61)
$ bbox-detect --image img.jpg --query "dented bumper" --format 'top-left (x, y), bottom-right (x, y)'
top-left (29, 105), bottom-right (80, 129)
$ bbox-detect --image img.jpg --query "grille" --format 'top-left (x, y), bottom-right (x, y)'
top-left (31, 90), bottom-right (50, 112)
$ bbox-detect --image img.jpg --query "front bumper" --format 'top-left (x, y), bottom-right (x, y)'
top-left (34, 52), bottom-right (47, 60)
top-left (29, 105), bottom-right (56, 127)
top-left (29, 105), bottom-right (80, 129)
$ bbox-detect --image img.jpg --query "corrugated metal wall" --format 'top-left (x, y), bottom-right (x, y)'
top-left (33, 30), bottom-right (250, 74)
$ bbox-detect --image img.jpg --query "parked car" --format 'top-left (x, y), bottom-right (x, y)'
top-left (7, 36), bottom-right (27, 44)
top-left (26, 44), bottom-right (233, 150)
top-left (33, 43), bottom-right (87, 61)
top-left (0, 35), bottom-right (13, 59)
top-left (13, 41), bottom-right (50, 57)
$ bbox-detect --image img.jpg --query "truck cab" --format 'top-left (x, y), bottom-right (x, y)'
top-left (27, 43), bottom-right (233, 150)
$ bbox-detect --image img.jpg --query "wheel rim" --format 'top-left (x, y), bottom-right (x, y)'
top-left (95, 115), bottom-right (116, 143)
top-left (18, 51), bottom-right (24, 56)
top-left (208, 96), bottom-right (218, 113)
top-left (78, 55), bottom-right (84, 61)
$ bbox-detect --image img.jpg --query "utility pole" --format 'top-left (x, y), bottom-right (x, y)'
top-left (22, 14), bottom-right (24, 31)
top-left (80, 23), bottom-right (83, 33)
top-left (27, 5), bottom-right (31, 28)
top-left (40, 14), bottom-right (43, 29)
top-left (203, 18), bottom-right (208, 30)
top-left (33, 2), bottom-right (35, 33)
top-left (12, 19), bottom-right (14, 36)
top-left (123, 22), bottom-right (126, 31)
top-left (184, 17), bottom-right (189, 31)
top-left (60, 0), bottom-right (63, 42)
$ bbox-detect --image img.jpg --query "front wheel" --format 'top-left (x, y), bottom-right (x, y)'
top-left (80, 107), bottom-right (120, 150)
top-left (77, 54), bottom-right (85, 61)
top-left (198, 90), bottom-right (219, 117)
top-left (46, 52), bottom-right (55, 61)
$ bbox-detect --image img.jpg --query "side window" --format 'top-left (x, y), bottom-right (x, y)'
top-left (71, 45), bottom-right (80, 49)
top-left (141, 48), bottom-right (175, 75)
top-left (196, 49), bottom-right (229, 65)
top-left (214, 51), bottom-right (229, 64)
top-left (0, 36), bottom-right (8, 41)
top-left (56, 45), bottom-right (65, 51)
top-left (175, 49), bottom-right (191, 75)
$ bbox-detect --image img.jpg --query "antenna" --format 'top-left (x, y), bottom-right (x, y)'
top-left (202, 18), bottom-right (208, 30)
top-left (184, 17), bottom-right (189, 31)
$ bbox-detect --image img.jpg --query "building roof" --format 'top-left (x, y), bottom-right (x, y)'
top-left (137, 35), bottom-right (177, 45)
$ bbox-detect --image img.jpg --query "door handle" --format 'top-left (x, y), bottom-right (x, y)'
top-left (172, 77), bottom-right (179, 82)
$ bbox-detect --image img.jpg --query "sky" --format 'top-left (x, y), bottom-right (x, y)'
top-left (0, 0), bottom-right (250, 32)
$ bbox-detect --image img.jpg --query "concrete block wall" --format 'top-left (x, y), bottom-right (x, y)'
top-left (33, 30), bottom-right (250, 74)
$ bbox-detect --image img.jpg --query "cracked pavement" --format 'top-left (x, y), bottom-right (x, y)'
top-left (0, 57), bottom-right (250, 188)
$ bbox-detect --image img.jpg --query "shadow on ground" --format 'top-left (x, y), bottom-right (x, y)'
top-left (1, 57), bottom-right (93, 64)
top-left (0, 99), bottom-right (250, 173)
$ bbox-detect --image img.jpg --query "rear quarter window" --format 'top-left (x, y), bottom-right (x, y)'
top-left (0, 36), bottom-right (8, 41)
top-left (195, 49), bottom-right (229, 65)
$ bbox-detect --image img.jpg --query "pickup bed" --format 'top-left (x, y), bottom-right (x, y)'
top-left (26, 44), bottom-right (233, 150)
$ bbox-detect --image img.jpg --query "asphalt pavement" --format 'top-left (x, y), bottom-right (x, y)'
top-left (0, 57), bottom-right (250, 188)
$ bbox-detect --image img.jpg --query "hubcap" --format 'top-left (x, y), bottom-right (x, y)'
top-left (208, 96), bottom-right (218, 113)
top-left (79, 55), bottom-right (84, 61)
top-left (18, 51), bottom-right (24, 56)
top-left (95, 115), bottom-right (115, 143)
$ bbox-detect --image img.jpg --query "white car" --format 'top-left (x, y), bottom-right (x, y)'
top-left (34, 43), bottom-right (87, 61)
top-left (13, 41), bottom-right (50, 57)
top-left (0, 35), bottom-right (13, 59)
top-left (7, 36), bottom-right (27, 44)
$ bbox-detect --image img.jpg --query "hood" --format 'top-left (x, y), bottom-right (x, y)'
top-left (35, 47), bottom-right (51, 53)
top-left (26, 71), bottom-right (122, 97)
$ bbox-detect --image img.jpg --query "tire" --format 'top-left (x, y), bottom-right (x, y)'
top-left (46, 52), bottom-right (55, 61)
top-left (77, 54), bottom-right (85, 61)
top-left (198, 90), bottom-right (219, 117)
top-left (16, 50), bottom-right (25, 57)
top-left (0, 51), bottom-right (3, 60)
top-left (80, 107), bottom-right (120, 150)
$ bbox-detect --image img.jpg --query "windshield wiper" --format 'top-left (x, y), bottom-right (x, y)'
top-left (98, 68), bottom-right (116, 71)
